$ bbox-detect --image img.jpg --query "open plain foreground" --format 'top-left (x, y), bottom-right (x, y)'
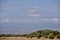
top-left (0, 37), bottom-right (60, 40)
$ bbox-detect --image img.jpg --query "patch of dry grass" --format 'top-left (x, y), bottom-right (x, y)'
top-left (0, 37), bottom-right (60, 40)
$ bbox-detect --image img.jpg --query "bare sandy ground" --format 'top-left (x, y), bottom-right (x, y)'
top-left (0, 37), bottom-right (60, 40)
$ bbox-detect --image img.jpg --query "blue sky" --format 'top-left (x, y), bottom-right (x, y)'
top-left (0, 0), bottom-right (60, 34)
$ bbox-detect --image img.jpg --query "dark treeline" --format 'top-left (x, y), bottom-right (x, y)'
top-left (0, 34), bottom-right (28, 37)
top-left (0, 29), bottom-right (60, 39)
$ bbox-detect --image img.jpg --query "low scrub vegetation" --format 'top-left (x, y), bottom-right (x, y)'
top-left (0, 29), bottom-right (60, 39)
top-left (48, 33), bottom-right (55, 39)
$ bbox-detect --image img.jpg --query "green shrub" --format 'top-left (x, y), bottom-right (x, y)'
top-left (48, 33), bottom-right (54, 39)
top-left (37, 33), bottom-right (41, 39)
top-left (37, 36), bottom-right (41, 39)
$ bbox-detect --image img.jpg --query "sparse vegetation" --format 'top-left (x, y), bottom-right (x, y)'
top-left (0, 29), bottom-right (60, 39)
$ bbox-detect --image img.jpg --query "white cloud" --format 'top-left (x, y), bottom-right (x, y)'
top-left (28, 7), bottom-right (40, 14)
top-left (29, 10), bottom-right (35, 13)
top-left (28, 6), bottom-right (58, 16)
top-left (0, 18), bottom-right (60, 23)
top-left (42, 18), bottom-right (60, 22)
top-left (28, 14), bottom-right (41, 17)
top-left (0, 19), bottom-right (10, 23)
top-left (5, 19), bottom-right (9, 22)
top-left (53, 18), bottom-right (59, 21)
top-left (27, 14), bottom-right (41, 19)
top-left (47, 18), bottom-right (59, 21)
top-left (32, 6), bottom-right (58, 13)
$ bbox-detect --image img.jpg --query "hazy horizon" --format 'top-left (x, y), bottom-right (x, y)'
top-left (0, 0), bottom-right (60, 34)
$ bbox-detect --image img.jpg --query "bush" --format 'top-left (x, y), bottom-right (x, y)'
top-left (37, 36), bottom-right (41, 39)
top-left (27, 36), bottom-right (29, 38)
top-left (37, 33), bottom-right (41, 39)
top-left (29, 35), bottom-right (34, 38)
top-left (48, 33), bottom-right (54, 39)
top-left (56, 35), bottom-right (60, 38)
